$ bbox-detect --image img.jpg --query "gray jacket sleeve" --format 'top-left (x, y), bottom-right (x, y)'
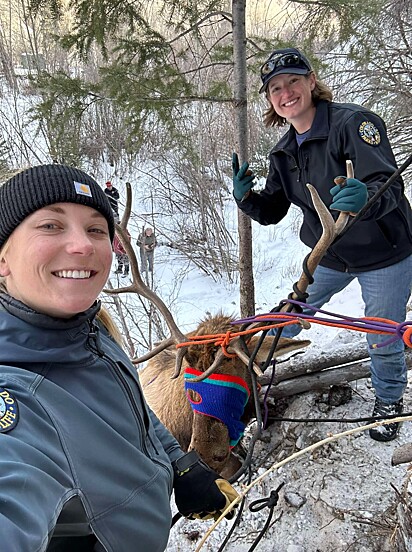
top-left (148, 408), bottom-right (184, 463)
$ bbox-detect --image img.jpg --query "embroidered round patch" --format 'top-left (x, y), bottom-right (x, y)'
top-left (0, 388), bottom-right (19, 433)
top-left (358, 121), bottom-right (381, 146)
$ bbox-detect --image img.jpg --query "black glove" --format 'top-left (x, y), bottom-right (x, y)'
top-left (232, 152), bottom-right (255, 202)
top-left (172, 451), bottom-right (239, 521)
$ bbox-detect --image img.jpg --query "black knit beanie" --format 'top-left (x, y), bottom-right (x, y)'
top-left (0, 164), bottom-right (115, 247)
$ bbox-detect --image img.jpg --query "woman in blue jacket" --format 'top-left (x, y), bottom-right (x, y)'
top-left (233, 47), bottom-right (412, 442)
top-left (0, 164), bottom-right (237, 551)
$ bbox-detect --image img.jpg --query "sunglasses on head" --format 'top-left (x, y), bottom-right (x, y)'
top-left (260, 53), bottom-right (308, 77)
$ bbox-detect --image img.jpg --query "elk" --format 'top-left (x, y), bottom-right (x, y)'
top-left (138, 314), bottom-right (310, 476)
top-left (106, 166), bottom-right (351, 476)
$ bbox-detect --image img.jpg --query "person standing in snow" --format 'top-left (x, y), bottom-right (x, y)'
top-left (113, 229), bottom-right (131, 277)
top-left (104, 180), bottom-right (120, 220)
top-left (233, 46), bottom-right (412, 442)
top-left (137, 227), bottom-right (157, 273)
top-left (0, 164), bottom-right (238, 551)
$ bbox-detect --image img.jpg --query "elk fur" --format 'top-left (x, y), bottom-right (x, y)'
top-left (139, 313), bottom-right (310, 476)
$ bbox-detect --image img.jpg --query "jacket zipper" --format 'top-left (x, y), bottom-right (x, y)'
top-left (70, 322), bottom-right (171, 549)
top-left (297, 148), bottom-right (309, 185)
top-left (293, 146), bottom-right (350, 272)
top-left (104, 353), bottom-right (172, 479)
top-left (281, 149), bottom-right (300, 182)
top-left (86, 321), bottom-right (155, 455)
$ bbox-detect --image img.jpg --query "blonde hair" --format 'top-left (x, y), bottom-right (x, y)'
top-left (97, 307), bottom-right (123, 345)
top-left (262, 73), bottom-right (333, 128)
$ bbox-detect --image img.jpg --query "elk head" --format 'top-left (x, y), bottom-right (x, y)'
top-left (139, 313), bottom-right (310, 476)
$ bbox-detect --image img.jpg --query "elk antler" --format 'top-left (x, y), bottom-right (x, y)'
top-left (103, 183), bottom-right (188, 378)
top-left (188, 162), bottom-right (355, 382)
top-left (188, 342), bottom-right (265, 383)
top-left (289, 159), bottom-right (353, 301)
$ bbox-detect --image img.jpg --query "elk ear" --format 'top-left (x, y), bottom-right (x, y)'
top-left (247, 335), bottom-right (310, 364)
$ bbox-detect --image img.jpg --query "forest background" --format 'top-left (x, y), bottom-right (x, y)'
top-left (1, 2), bottom-right (412, 550)
top-left (0, 0), bottom-right (410, 356)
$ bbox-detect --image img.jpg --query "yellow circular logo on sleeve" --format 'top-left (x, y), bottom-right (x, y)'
top-left (358, 121), bottom-right (381, 146)
top-left (0, 388), bottom-right (19, 433)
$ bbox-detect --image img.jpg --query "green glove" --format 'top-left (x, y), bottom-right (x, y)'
top-left (172, 451), bottom-right (239, 521)
top-left (232, 152), bottom-right (255, 201)
top-left (329, 177), bottom-right (368, 214)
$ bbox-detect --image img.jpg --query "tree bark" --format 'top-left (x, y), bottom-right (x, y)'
top-left (261, 347), bottom-right (412, 399)
top-left (232, 0), bottom-right (255, 317)
top-left (260, 342), bottom-right (371, 384)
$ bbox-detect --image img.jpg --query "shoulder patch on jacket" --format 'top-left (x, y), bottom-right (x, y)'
top-left (0, 388), bottom-right (19, 433)
top-left (358, 121), bottom-right (381, 146)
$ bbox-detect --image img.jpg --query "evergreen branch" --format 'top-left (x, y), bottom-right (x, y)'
top-left (168, 11), bottom-right (232, 44)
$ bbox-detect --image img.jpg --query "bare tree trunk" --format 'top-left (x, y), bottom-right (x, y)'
top-left (263, 359), bottom-right (372, 399)
top-left (0, 18), bottom-right (16, 88)
top-left (232, 0), bottom-right (255, 317)
top-left (261, 342), bottom-right (370, 384)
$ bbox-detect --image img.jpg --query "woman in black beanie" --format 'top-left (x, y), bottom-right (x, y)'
top-left (0, 164), bottom-right (238, 552)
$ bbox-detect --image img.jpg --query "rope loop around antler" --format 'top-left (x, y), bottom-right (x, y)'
top-left (175, 321), bottom-right (299, 355)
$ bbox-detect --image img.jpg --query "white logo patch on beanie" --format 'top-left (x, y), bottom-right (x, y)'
top-left (74, 180), bottom-right (93, 197)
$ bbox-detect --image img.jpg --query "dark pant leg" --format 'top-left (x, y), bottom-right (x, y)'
top-left (47, 536), bottom-right (97, 552)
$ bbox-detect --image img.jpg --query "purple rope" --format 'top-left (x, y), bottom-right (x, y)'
top-left (232, 299), bottom-right (412, 349)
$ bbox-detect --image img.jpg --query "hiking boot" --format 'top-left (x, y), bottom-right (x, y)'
top-left (369, 397), bottom-right (403, 442)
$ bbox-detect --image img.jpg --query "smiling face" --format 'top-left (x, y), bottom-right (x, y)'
top-left (0, 203), bottom-right (113, 318)
top-left (267, 72), bottom-right (316, 133)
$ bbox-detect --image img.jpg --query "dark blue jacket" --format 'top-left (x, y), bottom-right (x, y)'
top-left (0, 294), bottom-right (183, 552)
top-left (237, 100), bottom-right (412, 272)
